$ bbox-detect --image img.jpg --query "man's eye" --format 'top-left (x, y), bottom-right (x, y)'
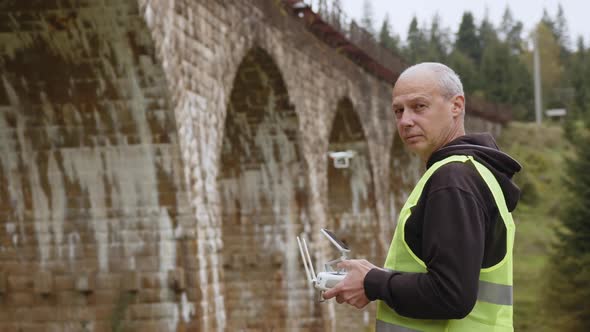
top-left (416, 104), bottom-right (426, 109)
top-left (394, 109), bottom-right (403, 115)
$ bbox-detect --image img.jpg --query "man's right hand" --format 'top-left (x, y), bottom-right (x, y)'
top-left (323, 259), bottom-right (375, 309)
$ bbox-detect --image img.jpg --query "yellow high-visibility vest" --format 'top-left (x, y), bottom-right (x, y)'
top-left (376, 155), bottom-right (514, 332)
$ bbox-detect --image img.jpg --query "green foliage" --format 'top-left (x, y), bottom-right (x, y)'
top-left (479, 15), bottom-right (497, 49)
top-left (403, 14), bottom-right (452, 64)
top-left (541, 5), bottom-right (570, 60)
top-left (541, 9), bottom-right (555, 37)
top-left (404, 16), bottom-right (429, 63)
top-left (557, 123), bottom-right (590, 255)
top-left (522, 22), bottom-right (564, 113)
top-left (537, 121), bottom-right (590, 332)
top-left (562, 38), bottom-right (590, 122)
top-left (381, 6), bottom-right (590, 122)
top-left (498, 122), bottom-right (572, 332)
top-left (447, 50), bottom-right (479, 94)
top-left (499, 6), bottom-right (514, 38)
top-left (499, 6), bottom-right (525, 54)
top-left (555, 4), bottom-right (571, 57)
top-left (427, 14), bottom-right (450, 62)
top-left (455, 12), bottom-right (481, 64)
top-left (544, 253), bottom-right (590, 331)
top-left (379, 5), bottom-right (590, 121)
top-left (499, 122), bottom-right (570, 208)
top-left (379, 14), bottom-right (400, 55)
top-left (480, 40), bottom-right (511, 99)
top-left (479, 37), bottom-right (533, 119)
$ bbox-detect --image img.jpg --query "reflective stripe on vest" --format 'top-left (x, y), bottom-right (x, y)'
top-left (478, 280), bottom-right (512, 306)
top-left (377, 155), bottom-right (515, 332)
top-left (377, 320), bottom-right (422, 332)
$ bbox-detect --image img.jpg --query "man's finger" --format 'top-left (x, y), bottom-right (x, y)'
top-left (323, 285), bottom-right (340, 299)
top-left (336, 259), bottom-right (353, 270)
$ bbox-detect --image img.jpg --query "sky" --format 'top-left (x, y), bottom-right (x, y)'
top-left (335, 0), bottom-right (590, 49)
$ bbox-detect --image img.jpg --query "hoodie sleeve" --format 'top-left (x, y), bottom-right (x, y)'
top-left (364, 185), bottom-right (487, 319)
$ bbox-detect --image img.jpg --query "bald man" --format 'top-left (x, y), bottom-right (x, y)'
top-left (324, 63), bottom-right (521, 332)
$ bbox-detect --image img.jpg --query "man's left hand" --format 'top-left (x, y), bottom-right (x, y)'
top-left (323, 259), bottom-right (376, 309)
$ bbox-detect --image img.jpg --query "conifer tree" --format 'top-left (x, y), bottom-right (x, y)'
top-left (555, 4), bottom-right (570, 56)
top-left (544, 120), bottom-right (590, 331)
top-left (447, 49), bottom-right (479, 94)
top-left (405, 16), bottom-right (429, 64)
top-left (500, 6), bottom-right (525, 55)
top-left (455, 12), bottom-right (481, 64)
top-left (563, 38), bottom-right (590, 122)
top-left (479, 13), bottom-right (497, 50)
top-left (379, 14), bottom-right (400, 54)
top-left (541, 8), bottom-right (555, 33)
top-left (499, 6), bottom-right (515, 40)
top-left (428, 13), bottom-right (449, 61)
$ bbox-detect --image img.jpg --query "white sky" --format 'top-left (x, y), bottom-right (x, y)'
top-left (336, 0), bottom-right (590, 49)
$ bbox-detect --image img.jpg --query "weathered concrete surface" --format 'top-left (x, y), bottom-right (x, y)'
top-left (0, 1), bottom-right (195, 330)
top-left (0, 0), bottom-right (504, 331)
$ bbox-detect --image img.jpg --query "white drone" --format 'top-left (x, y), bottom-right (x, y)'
top-left (297, 229), bottom-right (350, 297)
top-left (328, 150), bottom-right (356, 169)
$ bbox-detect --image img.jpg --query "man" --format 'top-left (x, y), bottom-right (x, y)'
top-left (323, 62), bottom-right (521, 331)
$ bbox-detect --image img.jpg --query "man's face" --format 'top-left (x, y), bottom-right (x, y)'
top-left (392, 72), bottom-right (462, 161)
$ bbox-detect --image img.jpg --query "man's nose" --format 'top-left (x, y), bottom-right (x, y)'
top-left (398, 110), bottom-right (414, 127)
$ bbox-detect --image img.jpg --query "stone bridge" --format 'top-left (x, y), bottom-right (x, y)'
top-left (0, 0), bottom-right (504, 331)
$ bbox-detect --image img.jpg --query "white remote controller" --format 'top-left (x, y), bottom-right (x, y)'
top-left (316, 271), bottom-right (346, 291)
top-left (297, 229), bottom-right (350, 292)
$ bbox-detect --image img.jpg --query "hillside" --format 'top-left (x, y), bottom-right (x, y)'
top-left (497, 121), bottom-right (572, 331)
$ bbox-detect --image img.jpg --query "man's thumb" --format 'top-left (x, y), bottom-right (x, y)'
top-left (336, 259), bottom-right (352, 270)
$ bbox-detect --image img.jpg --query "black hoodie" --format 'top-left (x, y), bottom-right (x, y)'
top-left (364, 133), bottom-right (521, 320)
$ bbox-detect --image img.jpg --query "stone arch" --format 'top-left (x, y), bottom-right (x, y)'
top-left (326, 98), bottom-right (379, 254)
top-left (327, 97), bottom-right (379, 330)
top-left (218, 46), bottom-right (318, 331)
top-left (219, 23), bottom-right (300, 134)
top-left (388, 133), bottom-right (423, 232)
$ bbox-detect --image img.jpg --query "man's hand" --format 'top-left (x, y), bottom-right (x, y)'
top-left (323, 259), bottom-right (376, 309)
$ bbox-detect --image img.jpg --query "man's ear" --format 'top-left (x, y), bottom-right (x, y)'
top-left (450, 95), bottom-right (465, 118)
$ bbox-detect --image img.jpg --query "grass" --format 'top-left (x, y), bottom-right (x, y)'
top-left (497, 121), bottom-right (572, 331)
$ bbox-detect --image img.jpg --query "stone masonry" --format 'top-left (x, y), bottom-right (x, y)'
top-left (0, 0), bottom-right (505, 331)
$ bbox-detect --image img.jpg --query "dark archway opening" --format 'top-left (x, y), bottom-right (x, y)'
top-left (327, 98), bottom-right (378, 330)
top-left (388, 133), bottom-right (423, 233)
top-left (219, 47), bottom-right (318, 330)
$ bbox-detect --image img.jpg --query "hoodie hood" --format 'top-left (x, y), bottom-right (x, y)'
top-left (427, 133), bottom-right (522, 211)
